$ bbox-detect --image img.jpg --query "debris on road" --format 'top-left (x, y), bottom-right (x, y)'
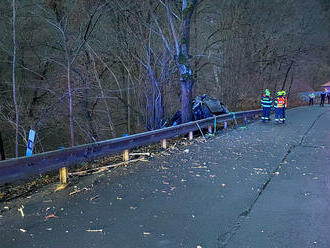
top-left (129, 152), bottom-right (151, 157)
top-left (86, 229), bottom-right (103, 232)
top-left (69, 189), bottom-right (82, 196)
top-left (69, 157), bottom-right (147, 177)
top-left (18, 205), bottom-right (24, 218)
top-left (45, 214), bottom-right (58, 220)
top-left (19, 228), bottom-right (27, 233)
top-left (89, 195), bottom-right (99, 201)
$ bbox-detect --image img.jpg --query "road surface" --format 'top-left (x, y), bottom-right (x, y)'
top-left (0, 106), bottom-right (329, 248)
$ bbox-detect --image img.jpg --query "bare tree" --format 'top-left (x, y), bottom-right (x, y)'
top-left (162, 0), bottom-right (198, 123)
top-left (12, 0), bottom-right (19, 157)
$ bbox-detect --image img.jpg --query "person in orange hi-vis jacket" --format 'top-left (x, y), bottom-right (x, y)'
top-left (282, 91), bottom-right (287, 123)
top-left (274, 91), bottom-right (285, 124)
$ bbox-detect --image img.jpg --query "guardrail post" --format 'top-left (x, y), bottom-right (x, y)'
top-left (208, 126), bottom-right (212, 134)
top-left (59, 167), bottom-right (68, 184)
top-left (189, 131), bottom-right (193, 141)
top-left (123, 149), bottom-right (129, 164)
top-left (161, 139), bottom-right (167, 149)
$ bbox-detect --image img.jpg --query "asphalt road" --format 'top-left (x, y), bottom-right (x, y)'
top-left (0, 106), bottom-right (329, 248)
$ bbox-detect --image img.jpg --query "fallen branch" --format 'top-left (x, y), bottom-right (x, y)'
top-left (129, 152), bottom-right (151, 156)
top-left (68, 157), bottom-right (148, 177)
top-left (86, 229), bottom-right (103, 232)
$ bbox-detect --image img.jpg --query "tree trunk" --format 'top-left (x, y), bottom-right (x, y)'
top-left (90, 51), bottom-right (116, 137)
top-left (178, 0), bottom-right (197, 123)
top-left (66, 54), bottom-right (75, 147)
top-left (287, 65), bottom-right (294, 99)
top-left (12, 0), bottom-right (19, 157)
top-left (181, 80), bottom-right (193, 123)
top-left (281, 60), bottom-right (294, 90)
top-left (127, 76), bottom-right (131, 134)
top-left (0, 131), bottom-right (5, 160)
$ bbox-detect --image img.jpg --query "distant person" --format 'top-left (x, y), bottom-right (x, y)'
top-left (320, 90), bottom-right (326, 107)
top-left (261, 89), bottom-right (272, 122)
top-left (327, 90), bottom-right (330, 104)
top-left (308, 92), bottom-right (315, 105)
top-left (274, 91), bottom-right (285, 124)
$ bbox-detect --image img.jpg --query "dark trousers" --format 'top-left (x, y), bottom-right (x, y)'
top-left (262, 107), bottom-right (271, 121)
top-left (275, 108), bottom-right (283, 121)
top-left (309, 98), bottom-right (313, 105)
top-left (328, 96), bottom-right (330, 104)
top-left (320, 98), bottom-right (325, 106)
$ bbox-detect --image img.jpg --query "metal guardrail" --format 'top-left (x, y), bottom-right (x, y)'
top-left (0, 109), bottom-right (261, 185)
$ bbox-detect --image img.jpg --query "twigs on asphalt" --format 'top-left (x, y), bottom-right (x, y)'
top-left (68, 157), bottom-right (148, 177)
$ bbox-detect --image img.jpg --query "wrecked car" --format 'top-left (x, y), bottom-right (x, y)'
top-left (168, 94), bottom-right (229, 126)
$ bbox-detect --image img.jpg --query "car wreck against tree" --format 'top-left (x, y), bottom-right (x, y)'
top-left (167, 95), bottom-right (229, 126)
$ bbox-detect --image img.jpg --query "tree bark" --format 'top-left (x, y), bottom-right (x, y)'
top-left (181, 80), bottom-right (193, 123)
top-left (66, 49), bottom-right (75, 147)
top-left (179, 0), bottom-right (197, 123)
top-left (12, 0), bottom-right (19, 157)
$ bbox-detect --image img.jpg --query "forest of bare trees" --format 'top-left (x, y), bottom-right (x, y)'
top-left (0, 0), bottom-right (330, 158)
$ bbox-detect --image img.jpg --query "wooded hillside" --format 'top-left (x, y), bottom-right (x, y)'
top-left (1, 0), bottom-right (330, 157)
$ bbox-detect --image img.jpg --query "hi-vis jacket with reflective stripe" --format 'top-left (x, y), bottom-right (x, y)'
top-left (261, 95), bottom-right (272, 107)
top-left (275, 96), bottom-right (285, 108)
